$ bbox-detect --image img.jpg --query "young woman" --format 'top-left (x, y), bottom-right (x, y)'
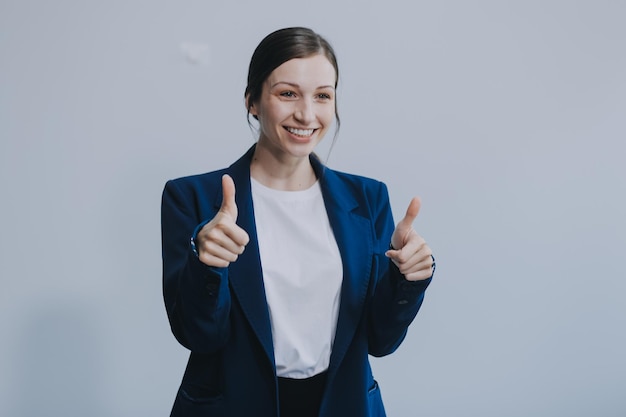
top-left (161, 27), bottom-right (435, 417)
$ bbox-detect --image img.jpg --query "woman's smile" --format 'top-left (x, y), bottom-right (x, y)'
top-left (284, 126), bottom-right (316, 138)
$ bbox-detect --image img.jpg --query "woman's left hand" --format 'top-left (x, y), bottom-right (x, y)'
top-left (385, 197), bottom-right (434, 281)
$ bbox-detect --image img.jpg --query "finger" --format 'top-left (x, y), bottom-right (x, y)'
top-left (403, 269), bottom-right (434, 281)
top-left (199, 251), bottom-right (232, 268)
top-left (397, 255), bottom-right (434, 276)
top-left (220, 174), bottom-right (238, 219)
top-left (390, 249), bottom-right (422, 271)
top-left (202, 218), bottom-right (249, 251)
top-left (388, 230), bottom-right (424, 261)
top-left (386, 248), bottom-right (422, 273)
top-left (398, 197), bottom-right (421, 229)
top-left (391, 197), bottom-right (421, 249)
top-left (386, 239), bottom-right (432, 273)
top-left (201, 239), bottom-right (242, 263)
top-left (404, 240), bottom-right (432, 264)
top-left (221, 224), bottom-right (250, 248)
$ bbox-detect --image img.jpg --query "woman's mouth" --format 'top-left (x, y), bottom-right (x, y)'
top-left (284, 127), bottom-right (316, 137)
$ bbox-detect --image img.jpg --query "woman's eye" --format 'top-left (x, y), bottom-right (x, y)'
top-left (317, 93), bottom-right (332, 100)
top-left (280, 91), bottom-right (296, 98)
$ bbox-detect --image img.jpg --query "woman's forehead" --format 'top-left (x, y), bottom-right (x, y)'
top-left (267, 55), bottom-right (336, 88)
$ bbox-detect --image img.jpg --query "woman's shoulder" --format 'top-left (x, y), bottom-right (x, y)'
top-left (166, 145), bottom-right (255, 191)
top-left (164, 167), bottom-right (229, 194)
top-left (325, 167), bottom-right (388, 192)
top-left (321, 167), bottom-right (391, 211)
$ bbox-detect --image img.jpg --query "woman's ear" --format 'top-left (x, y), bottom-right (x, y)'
top-left (245, 94), bottom-right (258, 119)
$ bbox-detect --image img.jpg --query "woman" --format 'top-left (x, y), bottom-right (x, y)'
top-left (161, 27), bottom-right (434, 417)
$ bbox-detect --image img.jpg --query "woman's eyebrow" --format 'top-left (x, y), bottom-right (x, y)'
top-left (270, 81), bottom-right (335, 90)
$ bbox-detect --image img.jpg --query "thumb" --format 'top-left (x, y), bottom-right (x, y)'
top-left (220, 174), bottom-right (238, 219)
top-left (390, 197), bottom-right (421, 250)
top-left (398, 197), bottom-right (421, 230)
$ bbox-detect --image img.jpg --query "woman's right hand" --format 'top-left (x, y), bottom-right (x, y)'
top-left (195, 174), bottom-right (250, 267)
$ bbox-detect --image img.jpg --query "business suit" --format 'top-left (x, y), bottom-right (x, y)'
top-left (161, 145), bottom-right (432, 416)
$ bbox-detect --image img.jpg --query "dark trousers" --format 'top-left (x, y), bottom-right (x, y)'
top-left (278, 371), bottom-right (328, 417)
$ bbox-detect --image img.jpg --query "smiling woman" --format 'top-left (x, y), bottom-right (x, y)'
top-left (248, 54), bottom-right (337, 188)
top-left (161, 26), bottom-right (435, 417)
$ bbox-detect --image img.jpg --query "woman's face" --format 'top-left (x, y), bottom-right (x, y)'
top-left (249, 54), bottom-right (336, 161)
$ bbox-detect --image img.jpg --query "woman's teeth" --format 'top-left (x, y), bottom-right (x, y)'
top-left (286, 127), bottom-right (314, 137)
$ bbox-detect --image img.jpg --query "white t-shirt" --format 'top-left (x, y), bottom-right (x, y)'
top-left (251, 177), bottom-right (343, 379)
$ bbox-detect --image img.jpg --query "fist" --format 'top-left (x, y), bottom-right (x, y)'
top-left (196, 174), bottom-right (250, 267)
top-left (385, 197), bottom-right (434, 281)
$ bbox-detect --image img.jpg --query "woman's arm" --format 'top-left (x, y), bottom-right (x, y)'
top-left (366, 182), bottom-right (433, 357)
top-left (161, 178), bottom-right (232, 353)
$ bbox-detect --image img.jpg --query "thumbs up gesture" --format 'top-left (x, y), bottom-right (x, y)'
top-left (196, 175), bottom-right (250, 268)
top-left (385, 197), bottom-right (434, 281)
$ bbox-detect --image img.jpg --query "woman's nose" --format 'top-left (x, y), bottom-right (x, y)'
top-left (294, 99), bottom-right (314, 124)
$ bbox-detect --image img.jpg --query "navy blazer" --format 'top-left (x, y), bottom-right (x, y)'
top-left (161, 145), bottom-right (431, 416)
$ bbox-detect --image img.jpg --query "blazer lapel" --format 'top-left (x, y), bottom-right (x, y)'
top-left (217, 146), bottom-right (275, 367)
top-left (314, 160), bottom-right (375, 378)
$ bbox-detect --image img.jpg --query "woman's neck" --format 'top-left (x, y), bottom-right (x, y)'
top-left (250, 145), bottom-right (317, 191)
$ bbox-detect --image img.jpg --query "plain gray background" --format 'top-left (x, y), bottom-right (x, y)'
top-left (1, 1), bottom-right (625, 416)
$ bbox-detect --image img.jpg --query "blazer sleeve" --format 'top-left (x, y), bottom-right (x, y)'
top-left (366, 181), bottom-right (432, 357)
top-left (161, 178), bottom-right (231, 353)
